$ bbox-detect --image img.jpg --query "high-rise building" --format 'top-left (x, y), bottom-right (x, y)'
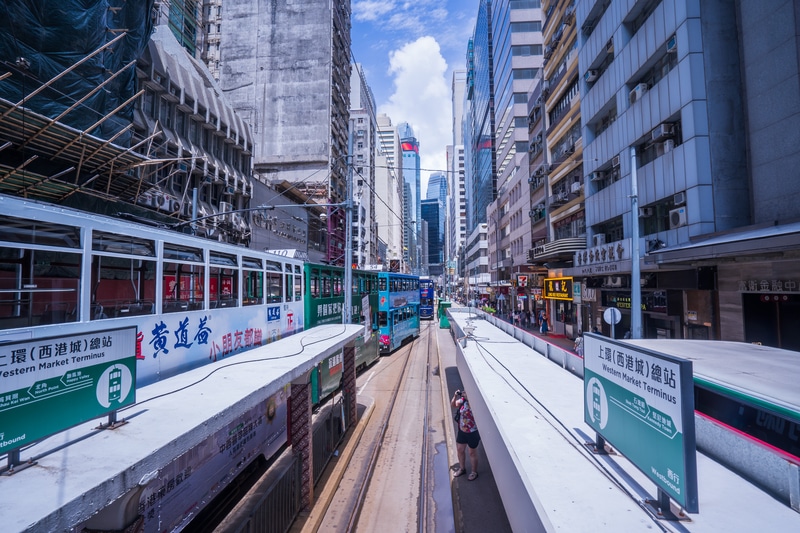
top-left (572, 0), bottom-right (800, 348)
top-left (350, 64), bottom-right (378, 267)
top-left (463, 0), bottom-right (543, 305)
top-left (219, 0), bottom-right (351, 264)
top-left (398, 123), bottom-right (421, 272)
top-left (449, 69), bottom-right (468, 286)
top-left (426, 172), bottom-right (447, 201)
top-left (465, 1), bottom-right (496, 233)
top-left (422, 198), bottom-right (444, 276)
top-left (376, 114), bottom-right (404, 269)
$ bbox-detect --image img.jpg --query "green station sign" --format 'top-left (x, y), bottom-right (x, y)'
top-left (0, 326), bottom-right (137, 454)
top-left (583, 334), bottom-right (698, 513)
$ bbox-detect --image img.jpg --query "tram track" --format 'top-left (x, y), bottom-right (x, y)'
top-left (342, 320), bottom-right (436, 533)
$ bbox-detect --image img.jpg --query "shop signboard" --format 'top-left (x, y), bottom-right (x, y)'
top-left (0, 326), bottom-right (138, 454)
top-left (543, 276), bottom-right (573, 300)
top-left (583, 334), bottom-right (698, 512)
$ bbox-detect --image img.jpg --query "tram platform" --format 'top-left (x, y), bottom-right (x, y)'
top-left (444, 308), bottom-right (800, 532)
top-left (0, 324), bottom-right (364, 533)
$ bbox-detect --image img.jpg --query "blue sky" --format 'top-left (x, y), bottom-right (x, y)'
top-left (351, 1), bottom-right (476, 191)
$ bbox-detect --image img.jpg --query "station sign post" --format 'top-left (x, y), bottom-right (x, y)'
top-left (0, 326), bottom-right (138, 470)
top-left (583, 333), bottom-right (698, 515)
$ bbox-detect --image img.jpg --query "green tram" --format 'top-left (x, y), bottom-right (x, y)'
top-left (304, 263), bottom-right (380, 404)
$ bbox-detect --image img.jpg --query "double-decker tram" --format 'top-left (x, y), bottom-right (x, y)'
top-left (419, 277), bottom-right (435, 320)
top-left (303, 263), bottom-right (379, 403)
top-left (377, 272), bottom-right (420, 353)
top-left (0, 194), bottom-right (305, 386)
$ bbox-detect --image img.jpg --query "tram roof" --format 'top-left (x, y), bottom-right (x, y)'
top-left (624, 339), bottom-right (800, 419)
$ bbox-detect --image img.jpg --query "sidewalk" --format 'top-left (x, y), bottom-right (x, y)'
top-left (436, 323), bottom-right (511, 533)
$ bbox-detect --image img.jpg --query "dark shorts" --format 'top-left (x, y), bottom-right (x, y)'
top-left (456, 429), bottom-right (481, 449)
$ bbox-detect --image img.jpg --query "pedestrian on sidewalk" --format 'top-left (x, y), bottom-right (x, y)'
top-left (451, 389), bottom-right (481, 481)
top-left (573, 333), bottom-right (584, 356)
top-left (538, 310), bottom-right (549, 335)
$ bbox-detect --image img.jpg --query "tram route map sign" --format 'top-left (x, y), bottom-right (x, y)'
top-left (0, 326), bottom-right (137, 454)
top-left (583, 333), bottom-right (699, 513)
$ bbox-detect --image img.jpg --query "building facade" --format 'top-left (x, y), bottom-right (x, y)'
top-left (422, 198), bottom-right (444, 276)
top-left (376, 114), bottom-right (405, 269)
top-left (398, 123), bottom-right (421, 272)
top-left (350, 63), bottom-right (378, 267)
top-left (219, 0), bottom-right (352, 264)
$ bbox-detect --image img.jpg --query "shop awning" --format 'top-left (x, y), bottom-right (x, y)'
top-left (647, 222), bottom-right (800, 265)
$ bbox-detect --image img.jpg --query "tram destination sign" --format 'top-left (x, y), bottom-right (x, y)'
top-left (583, 334), bottom-right (698, 513)
top-left (0, 326), bottom-right (137, 454)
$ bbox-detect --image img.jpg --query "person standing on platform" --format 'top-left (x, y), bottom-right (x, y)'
top-left (451, 389), bottom-right (480, 480)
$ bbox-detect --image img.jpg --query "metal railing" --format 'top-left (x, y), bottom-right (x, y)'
top-left (234, 457), bottom-right (302, 533)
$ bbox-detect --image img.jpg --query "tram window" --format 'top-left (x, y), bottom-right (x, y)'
top-left (310, 269), bottom-right (320, 298)
top-left (321, 270), bottom-right (331, 298)
top-left (333, 273), bottom-right (342, 297)
top-left (164, 243), bottom-right (204, 262)
top-left (163, 262), bottom-right (204, 313)
top-left (242, 256), bottom-right (263, 270)
top-left (243, 269), bottom-right (263, 305)
top-left (92, 255), bottom-right (156, 318)
top-left (378, 311), bottom-right (388, 327)
top-left (379, 277), bottom-right (387, 292)
top-left (211, 267), bottom-right (238, 308)
top-left (0, 247), bottom-right (81, 328)
top-left (0, 216), bottom-right (80, 248)
top-left (265, 261), bottom-right (282, 303)
top-left (294, 271), bottom-right (302, 301)
top-left (210, 252), bottom-right (237, 267)
top-left (92, 231), bottom-right (155, 256)
top-left (285, 272), bottom-right (292, 302)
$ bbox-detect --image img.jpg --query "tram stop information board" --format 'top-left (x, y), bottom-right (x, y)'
top-left (583, 333), bottom-right (699, 513)
top-left (0, 326), bottom-right (137, 454)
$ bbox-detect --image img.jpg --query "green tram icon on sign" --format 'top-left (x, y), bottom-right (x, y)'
top-left (108, 366), bottom-right (123, 403)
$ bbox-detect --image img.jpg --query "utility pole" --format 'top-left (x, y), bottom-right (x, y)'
top-left (630, 146), bottom-right (642, 339)
top-left (343, 121), bottom-right (354, 325)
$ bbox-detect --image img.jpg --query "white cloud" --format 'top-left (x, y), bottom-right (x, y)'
top-left (379, 36), bottom-right (452, 190)
top-left (352, 0), bottom-right (397, 22)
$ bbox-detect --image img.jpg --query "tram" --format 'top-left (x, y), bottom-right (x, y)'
top-left (0, 194), bottom-right (305, 386)
top-left (303, 263), bottom-right (379, 403)
top-left (419, 278), bottom-right (435, 320)
top-left (377, 272), bottom-right (420, 353)
top-left (613, 339), bottom-right (800, 462)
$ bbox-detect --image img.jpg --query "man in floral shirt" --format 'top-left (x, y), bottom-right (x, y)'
top-left (451, 389), bottom-right (481, 480)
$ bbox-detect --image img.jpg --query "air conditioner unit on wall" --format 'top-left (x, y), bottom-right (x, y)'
top-left (585, 69), bottom-right (598, 82)
top-left (593, 234), bottom-right (606, 246)
top-left (673, 191), bottom-right (686, 205)
top-left (638, 207), bottom-right (654, 217)
top-left (612, 155), bottom-right (620, 168)
top-left (651, 123), bottom-right (674, 142)
top-left (629, 83), bottom-right (648, 104)
top-left (669, 206), bottom-right (687, 229)
top-left (607, 276), bottom-right (623, 287)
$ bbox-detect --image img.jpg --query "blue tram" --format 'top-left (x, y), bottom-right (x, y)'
top-left (419, 278), bottom-right (435, 320)
top-left (377, 272), bottom-right (420, 353)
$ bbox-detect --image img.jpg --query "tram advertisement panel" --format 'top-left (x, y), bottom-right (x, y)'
top-left (583, 333), bottom-right (698, 513)
top-left (133, 386), bottom-right (288, 532)
top-left (0, 326), bottom-right (137, 454)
